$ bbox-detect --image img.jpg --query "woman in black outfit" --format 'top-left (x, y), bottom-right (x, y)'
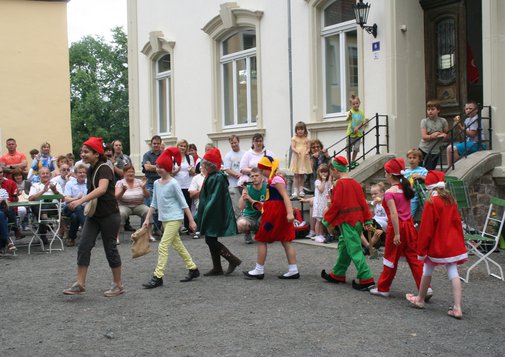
top-left (63, 137), bottom-right (124, 297)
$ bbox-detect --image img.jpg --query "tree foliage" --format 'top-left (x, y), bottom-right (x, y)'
top-left (69, 27), bottom-right (129, 156)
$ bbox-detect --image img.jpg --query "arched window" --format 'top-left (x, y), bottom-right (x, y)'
top-left (321, 0), bottom-right (358, 116)
top-left (202, 3), bottom-right (263, 132)
top-left (156, 54), bottom-right (171, 133)
top-left (221, 29), bottom-right (257, 127)
top-left (141, 31), bottom-right (175, 136)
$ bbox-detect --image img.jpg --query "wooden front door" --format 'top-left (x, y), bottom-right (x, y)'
top-left (421, 0), bottom-right (468, 118)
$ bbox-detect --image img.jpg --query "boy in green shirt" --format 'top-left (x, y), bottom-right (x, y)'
top-left (237, 168), bottom-right (267, 244)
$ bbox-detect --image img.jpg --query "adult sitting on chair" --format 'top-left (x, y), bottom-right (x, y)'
top-left (63, 163), bottom-right (88, 247)
top-left (446, 100), bottom-right (486, 167)
top-left (0, 167), bottom-right (24, 239)
top-left (0, 188), bottom-right (16, 254)
top-left (28, 167), bottom-right (63, 244)
top-left (115, 164), bottom-right (152, 243)
top-left (237, 167), bottom-right (267, 244)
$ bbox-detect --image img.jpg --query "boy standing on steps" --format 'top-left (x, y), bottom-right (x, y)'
top-left (320, 156), bottom-right (375, 291)
top-left (346, 95), bottom-right (367, 169)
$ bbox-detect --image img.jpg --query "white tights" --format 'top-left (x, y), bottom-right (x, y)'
top-left (423, 262), bottom-right (459, 280)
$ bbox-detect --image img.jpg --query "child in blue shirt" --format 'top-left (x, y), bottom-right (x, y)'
top-left (142, 147), bottom-right (199, 289)
top-left (404, 148), bottom-right (428, 218)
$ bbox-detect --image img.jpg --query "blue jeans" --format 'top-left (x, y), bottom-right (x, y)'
top-left (64, 205), bottom-right (85, 241)
top-left (0, 210), bottom-right (9, 248)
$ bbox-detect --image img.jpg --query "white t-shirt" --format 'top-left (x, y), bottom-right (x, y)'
top-left (174, 155), bottom-right (195, 189)
top-left (188, 173), bottom-right (205, 213)
top-left (29, 181), bottom-right (63, 200)
top-left (223, 149), bottom-right (245, 188)
top-left (238, 148), bottom-right (275, 186)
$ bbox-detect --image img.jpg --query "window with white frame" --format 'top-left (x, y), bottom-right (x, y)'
top-left (322, 0), bottom-right (358, 117)
top-left (156, 54), bottom-right (171, 134)
top-left (221, 29), bottom-right (257, 128)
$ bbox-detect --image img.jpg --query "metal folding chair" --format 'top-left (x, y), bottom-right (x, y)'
top-left (446, 178), bottom-right (477, 234)
top-left (462, 196), bottom-right (505, 283)
top-left (28, 194), bottom-right (65, 254)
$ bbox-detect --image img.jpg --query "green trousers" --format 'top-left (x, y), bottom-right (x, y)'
top-left (332, 222), bottom-right (373, 281)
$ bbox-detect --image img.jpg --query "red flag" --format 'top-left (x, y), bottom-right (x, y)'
top-left (467, 44), bottom-right (479, 84)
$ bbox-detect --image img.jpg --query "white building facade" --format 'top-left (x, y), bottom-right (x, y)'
top-left (127, 0), bottom-right (505, 169)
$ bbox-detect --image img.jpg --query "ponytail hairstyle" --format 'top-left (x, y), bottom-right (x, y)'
top-left (424, 170), bottom-right (455, 205)
top-left (427, 187), bottom-right (456, 205)
top-left (399, 177), bottom-right (415, 200)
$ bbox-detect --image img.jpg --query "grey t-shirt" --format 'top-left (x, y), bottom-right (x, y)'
top-left (418, 116), bottom-right (448, 154)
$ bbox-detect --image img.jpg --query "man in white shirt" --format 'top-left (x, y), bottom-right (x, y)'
top-left (51, 163), bottom-right (71, 192)
top-left (223, 135), bottom-right (245, 219)
top-left (63, 164), bottom-right (88, 246)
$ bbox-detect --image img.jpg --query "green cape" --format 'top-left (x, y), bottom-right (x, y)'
top-left (196, 171), bottom-right (238, 237)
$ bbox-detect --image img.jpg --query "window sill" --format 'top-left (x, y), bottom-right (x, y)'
top-left (306, 120), bottom-right (347, 132)
top-left (144, 135), bottom-right (178, 146)
top-left (208, 127), bottom-right (266, 141)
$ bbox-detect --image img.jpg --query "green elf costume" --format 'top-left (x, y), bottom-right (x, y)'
top-left (321, 156), bottom-right (375, 291)
top-left (197, 148), bottom-right (241, 276)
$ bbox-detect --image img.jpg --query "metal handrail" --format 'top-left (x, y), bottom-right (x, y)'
top-left (325, 113), bottom-right (389, 169)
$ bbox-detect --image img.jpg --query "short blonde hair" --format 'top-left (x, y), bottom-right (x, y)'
top-left (371, 182), bottom-right (385, 193)
top-left (406, 148), bottom-right (424, 162)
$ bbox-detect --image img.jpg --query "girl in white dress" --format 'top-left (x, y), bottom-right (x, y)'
top-left (312, 164), bottom-right (330, 242)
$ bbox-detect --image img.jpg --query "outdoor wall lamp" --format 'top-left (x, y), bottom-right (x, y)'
top-left (352, 0), bottom-right (378, 38)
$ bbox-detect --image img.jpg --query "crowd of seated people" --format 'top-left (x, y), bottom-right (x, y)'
top-left (0, 101), bottom-right (486, 255)
top-left (0, 138), bottom-right (133, 253)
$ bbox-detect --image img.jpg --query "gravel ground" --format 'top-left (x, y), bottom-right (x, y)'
top-left (2, 232), bottom-right (505, 357)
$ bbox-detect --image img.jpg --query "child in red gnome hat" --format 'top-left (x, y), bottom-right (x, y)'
top-left (370, 158), bottom-right (428, 298)
top-left (196, 148), bottom-right (242, 276)
top-left (320, 156), bottom-right (376, 291)
top-left (406, 170), bottom-right (467, 319)
top-left (142, 147), bottom-right (200, 289)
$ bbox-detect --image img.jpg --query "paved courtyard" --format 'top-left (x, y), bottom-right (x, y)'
top-left (2, 232), bottom-right (505, 356)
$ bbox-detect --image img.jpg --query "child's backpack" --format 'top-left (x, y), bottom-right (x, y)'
top-left (293, 207), bottom-right (309, 239)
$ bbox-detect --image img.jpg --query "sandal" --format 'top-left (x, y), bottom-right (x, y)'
top-left (405, 293), bottom-right (425, 309)
top-left (447, 306), bottom-right (463, 320)
top-left (7, 242), bottom-right (16, 252)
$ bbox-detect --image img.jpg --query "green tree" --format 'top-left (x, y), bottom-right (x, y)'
top-left (69, 27), bottom-right (129, 156)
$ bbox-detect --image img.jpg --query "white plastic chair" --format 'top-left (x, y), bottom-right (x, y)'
top-left (462, 196), bottom-right (505, 283)
top-left (28, 195), bottom-right (64, 254)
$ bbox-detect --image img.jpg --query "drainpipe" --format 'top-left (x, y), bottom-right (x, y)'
top-left (287, 0), bottom-right (294, 166)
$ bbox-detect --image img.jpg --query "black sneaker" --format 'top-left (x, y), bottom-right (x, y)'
top-left (320, 269), bottom-right (345, 284)
top-left (244, 233), bottom-right (253, 244)
top-left (142, 276), bottom-right (163, 289)
top-left (180, 268), bottom-right (200, 282)
top-left (351, 279), bottom-right (375, 291)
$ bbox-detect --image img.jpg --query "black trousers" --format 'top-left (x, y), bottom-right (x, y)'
top-left (77, 212), bottom-right (121, 268)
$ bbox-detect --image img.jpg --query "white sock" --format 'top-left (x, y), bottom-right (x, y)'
top-left (283, 264), bottom-right (299, 277)
top-left (248, 263), bottom-right (264, 275)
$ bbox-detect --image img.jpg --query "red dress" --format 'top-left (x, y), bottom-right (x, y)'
top-left (418, 195), bottom-right (468, 266)
top-left (377, 186), bottom-right (423, 292)
top-left (255, 175), bottom-right (295, 243)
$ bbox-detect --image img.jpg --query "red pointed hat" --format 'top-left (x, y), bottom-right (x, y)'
top-left (384, 158), bottom-right (405, 175)
top-left (425, 170), bottom-right (446, 189)
top-left (156, 147), bottom-right (182, 172)
top-left (203, 148), bottom-right (222, 167)
top-left (331, 156), bottom-right (349, 172)
top-left (83, 137), bottom-right (104, 154)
